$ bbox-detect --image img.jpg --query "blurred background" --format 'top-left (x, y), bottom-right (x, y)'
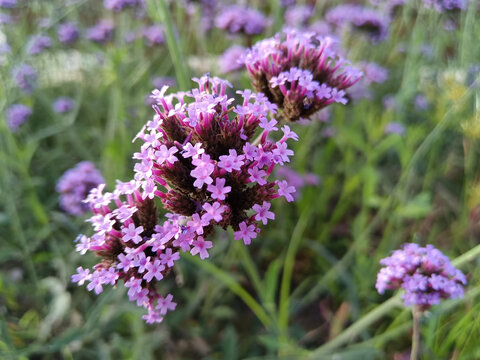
top-left (1, 0), bottom-right (480, 359)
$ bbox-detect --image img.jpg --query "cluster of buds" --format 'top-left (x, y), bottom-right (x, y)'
top-left (72, 75), bottom-right (298, 323)
top-left (376, 243), bottom-right (466, 309)
top-left (243, 29), bottom-right (362, 122)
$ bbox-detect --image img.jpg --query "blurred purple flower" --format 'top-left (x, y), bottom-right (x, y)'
top-left (87, 20), bottom-right (114, 44)
top-left (326, 4), bottom-right (390, 42)
top-left (215, 5), bottom-right (270, 35)
top-left (376, 243), bottom-right (466, 308)
top-left (385, 122), bottom-right (405, 135)
top-left (284, 5), bottom-right (313, 28)
top-left (6, 104), bottom-right (32, 132)
top-left (383, 95), bottom-right (397, 110)
top-left (0, 13), bottom-right (13, 24)
top-left (12, 64), bottom-right (37, 94)
top-left (307, 20), bottom-right (332, 36)
top-left (151, 76), bottom-right (176, 89)
top-left (56, 161), bottom-right (105, 216)
top-left (0, 0), bottom-right (16, 8)
top-left (27, 35), bottom-right (52, 55)
top-left (58, 22), bottom-right (79, 45)
top-left (414, 94), bottom-right (429, 110)
top-left (422, 0), bottom-right (468, 12)
top-left (53, 97), bottom-right (75, 114)
top-left (104, 0), bottom-right (140, 11)
top-left (143, 25), bottom-right (164, 46)
top-left (322, 126), bottom-right (336, 138)
top-left (219, 45), bottom-right (246, 73)
top-left (275, 167), bottom-right (320, 199)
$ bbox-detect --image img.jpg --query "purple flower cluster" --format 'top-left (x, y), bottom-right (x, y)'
top-left (56, 161), bottom-right (105, 216)
top-left (326, 4), bottom-right (390, 42)
top-left (86, 20), bottom-right (114, 44)
top-left (57, 22), bottom-right (79, 45)
top-left (214, 5), bottom-right (270, 35)
top-left (53, 97), bottom-right (75, 114)
top-left (6, 104), bottom-right (32, 132)
top-left (219, 45), bottom-right (246, 73)
top-left (243, 29), bottom-right (362, 122)
top-left (27, 34), bottom-right (52, 55)
top-left (12, 64), bottom-right (37, 94)
top-left (72, 75), bottom-right (298, 323)
top-left (376, 243), bottom-right (466, 308)
top-left (384, 121), bottom-right (405, 135)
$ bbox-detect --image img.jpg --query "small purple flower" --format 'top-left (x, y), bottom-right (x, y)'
top-left (385, 122), bottom-right (405, 136)
top-left (27, 35), bottom-right (52, 55)
top-left (215, 5), bottom-right (270, 35)
top-left (57, 22), bottom-right (79, 45)
top-left (6, 104), bottom-right (32, 132)
top-left (143, 25), bottom-right (164, 46)
top-left (219, 45), bottom-right (246, 74)
top-left (376, 243), bottom-right (466, 309)
top-left (56, 161), bottom-right (105, 216)
top-left (12, 64), bottom-right (37, 94)
top-left (53, 97), bottom-right (75, 114)
top-left (152, 76), bottom-right (176, 89)
top-left (87, 20), bottom-right (114, 44)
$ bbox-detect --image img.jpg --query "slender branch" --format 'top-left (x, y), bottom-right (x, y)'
top-left (410, 306), bottom-right (422, 360)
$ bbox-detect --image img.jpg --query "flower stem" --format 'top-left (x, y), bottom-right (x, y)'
top-left (411, 306), bottom-right (422, 360)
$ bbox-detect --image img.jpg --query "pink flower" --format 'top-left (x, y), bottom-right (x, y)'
top-left (207, 178), bottom-right (231, 200)
top-left (233, 221), bottom-right (258, 245)
top-left (252, 201), bottom-right (275, 225)
top-left (122, 223), bottom-right (144, 244)
top-left (277, 180), bottom-right (296, 202)
top-left (159, 248), bottom-right (180, 268)
top-left (190, 236), bottom-right (213, 259)
top-left (218, 149), bottom-right (245, 172)
top-left (143, 259), bottom-right (165, 282)
top-left (202, 202), bottom-right (226, 223)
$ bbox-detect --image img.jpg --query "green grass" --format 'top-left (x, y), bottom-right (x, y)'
top-left (1, 0), bottom-right (480, 359)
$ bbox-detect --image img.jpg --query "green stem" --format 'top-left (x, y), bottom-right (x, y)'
top-left (410, 306), bottom-right (421, 360)
top-left (278, 210), bottom-right (310, 342)
top-left (146, 0), bottom-right (190, 90)
top-left (184, 254), bottom-right (271, 328)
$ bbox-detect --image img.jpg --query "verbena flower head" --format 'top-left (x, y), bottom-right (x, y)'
top-left (326, 4), bottom-right (390, 42)
top-left (215, 5), bottom-right (270, 35)
top-left (27, 34), bottom-right (52, 55)
top-left (57, 22), bottom-right (79, 45)
top-left (142, 25), bottom-right (164, 46)
top-left (376, 243), bottom-right (466, 309)
top-left (219, 45), bottom-right (246, 73)
top-left (87, 20), bottom-right (114, 44)
top-left (6, 104), bottom-right (32, 132)
top-left (53, 97), bottom-right (75, 114)
top-left (12, 64), bottom-right (37, 94)
top-left (243, 29), bottom-right (362, 122)
top-left (73, 75), bottom-right (298, 323)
